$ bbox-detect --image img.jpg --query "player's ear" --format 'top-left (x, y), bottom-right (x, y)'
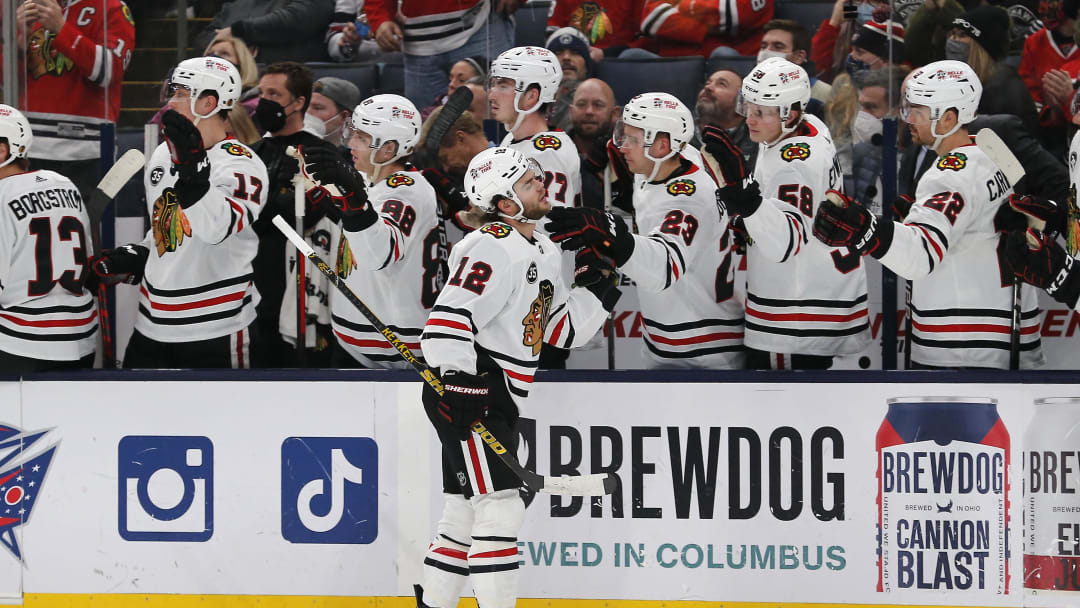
top-left (792, 49), bottom-right (807, 64)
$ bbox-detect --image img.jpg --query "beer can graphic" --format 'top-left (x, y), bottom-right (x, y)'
top-left (877, 397), bottom-right (1009, 594)
top-left (1024, 397), bottom-right (1080, 604)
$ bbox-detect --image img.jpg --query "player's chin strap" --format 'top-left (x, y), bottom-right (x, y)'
top-left (0, 153), bottom-right (20, 169)
top-left (764, 113), bottom-right (803, 148)
top-left (929, 117), bottom-right (962, 153)
top-left (508, 91), bottom-right (543, 135)
top-left (644, 142), bottom-right (679, 182)
top-left (498, 198), bottom-right (537, 224)
top-left (366, 141), bottom-right (406, 183)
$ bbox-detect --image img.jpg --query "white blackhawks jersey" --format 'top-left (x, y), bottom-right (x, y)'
top-left (877, 143), bottom-right (1044, 368)
top-left (331, 167), bottom-right (446, 368)
top-left (502, 130), bottom-right (582, 207)
top-left (620, 157), bottom-right (744, 368)
top-left (742, 115), bottom-right (871, 356)
top-left (421, 222), bottom-right (606, 406)
top-left (0, 170), bottom-right (96, 360)
top-left (135, 139), bottom-right (267, 342)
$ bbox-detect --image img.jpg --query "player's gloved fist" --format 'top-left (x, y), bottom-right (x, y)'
top-left (1010, 193), bottom-right (1068, 234)
top-left (422, 168), bottom-right (471, 215)
top-left (161, 110), bottom-right (210, 207)
top-left (890, 195), bottom-right (914, 221)
top-left (437, 371), bottom-right (490, 440)
top-left (575, 246), bottom-right (622, 311)
top-left (298, 145), bottom-right (376, 231)
top-left (544, 207), bottom-right (635, 266)
top-left (700, 125), bottom-right (748, 186)
top-left (716, 178), bottom-right (762, 218)
top-left (84, 244), bottom-right (150, 291)
top-left (813, 190), bottom-right (895, 257)
top-left (1006, 229), bottom-right (1080, 308)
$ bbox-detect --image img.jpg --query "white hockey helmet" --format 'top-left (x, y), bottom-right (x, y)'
top-left (615, 92), bottom-right (694, 181)
top-left (464, 146), bottom-right (544, 223)
top-left (347, 94), bottom-right (422, 173)
top-left (169, 56), bottom-right (242, 120)
top-left (0, 105), bottom-right (32, 169)
top-left (902, 60), bottom-right (982, 152)
top-left (738, 57), bottom-right (811, 141)
top-left (489, 46), bottom-right (562, 131)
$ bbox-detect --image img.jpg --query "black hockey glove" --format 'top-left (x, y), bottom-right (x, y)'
top-left (1006, 229), bottom-right (1080, 308)
top-left (84, 244), bottom-right (150, 291)
top-left (298, 145), bottom-right (376, 232)
top-left (890, 194), bottom-right (914, 222)
top-left (702, 125), bottom-right (763, 217)
top-left (813, 190), bottom-right (895, 257)
top-left (436, 371), bottom-right (490, 441)
top-left (544, 207), bottom-right (635, 266)
top-left (574, 246), bottom-right (622, 311)
top-left (161, 110), bottom-right (210, 208)
top-left (422, 168), bottom-right (471, 215)
top-left (1009, 193), bottom-right (1068, 235)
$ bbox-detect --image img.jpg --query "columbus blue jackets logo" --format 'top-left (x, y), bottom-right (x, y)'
top-left (667, 179), bottom-right (696, 196)
top-left (937, 152), bottom-right (967, 171)
top-left (0, 424), bottom-right (58, 561)
top-left (480, 223), bottom-right (512, 238)
top-left (533, 135), bottom-right (562, 151)
top-left (386, 174), bottom-right (414, 188)
top-left (780, 142), bottom-right (811, 162)
top-left (220, 142), bottom-right (252, 158)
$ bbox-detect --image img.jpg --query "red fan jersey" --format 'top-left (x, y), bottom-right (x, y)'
top-left (25, 0), bottom-right (135, 161)
top-left (548, 0), bottom-right (642, 49)
top-left (640, 0), bottom-right (773, 57)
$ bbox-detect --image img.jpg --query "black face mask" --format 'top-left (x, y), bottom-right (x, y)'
top-left (256, 97), bottom-right (289, 133)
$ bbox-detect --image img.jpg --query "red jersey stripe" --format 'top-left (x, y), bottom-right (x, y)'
top-left (745, 306), bottom-right (868, 323)
top-left (911, 224), bottom-right (944, 261)
top-left (0, 311), bottom-right (97, 328)
top-left (335, 330), bottom-right (420, 349)
top-left (647, 331), bottom-right (743, 346)
top-left (912, 319), bottom-right (1040, 335)
top-left (433, 547), bottom-right (467, 560)
top-left (469, 548), bottom-right (519, 559)
top-left (425, 318), bottom-right (471, 332)
top-left (467, 436), bottom-right (487, 494)
top-left (140, 286), bottom-right (247, 311)
top-left (504, 368), bottom-right (534, 383)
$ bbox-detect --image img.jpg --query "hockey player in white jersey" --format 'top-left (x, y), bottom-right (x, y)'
top-left (87, 57), bottom-right (268, 368)
top-left (705, 57), bottom-right (870, 369)
top-left (298, 94), bottom-right (447, 368)
top-left (544, 92), bottom-right (744, 368)
top-left (0, 105), bottom-right (97, 372)
top-left (814, 60), bottom-right (1044, 369)
top-left (414, 147), bottom-right (613, 608)
top-left (489, 46), bottom-right (582, 209)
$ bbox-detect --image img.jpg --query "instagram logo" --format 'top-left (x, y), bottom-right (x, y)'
top-left (118, 436), bottom-right (213, 542)
top-left (281, 437), bottom-right (377, 544)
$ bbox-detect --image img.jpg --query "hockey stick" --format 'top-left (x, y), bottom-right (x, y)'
top-left (421, 86), bottom-right (474, 169)
top-left (86, 149), bottom-right (146, 367)
top-left (271, 215), bottom-right (617, 497)
top-left (293, 174), bottom-right (307, 367)
top-left (975, 129), bottom-right (1026, 370)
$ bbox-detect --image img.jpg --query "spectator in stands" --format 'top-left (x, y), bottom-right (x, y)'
top-left (568, 78), bottom-right (619, 209)
top-left (17, 0), bottom-right (135, 204)
top-left (202, 31), bottom-right (262, 143)
top-left (464, 82), bottom-right (489, 120)
top-left (198, 0), bottom-right (335, 63)
top-left (422, 56), bottom-right (487, 119)
top-left (250, 62), bottom-right (338, 367)
top-left (1020, 0), bottom-right (1080, 107)
top-left (824, 74), bottom-right (859, 172)
top-left (811, 0), bottom-right (889, 82)
top-left (849, 66), bottom-right (908, 207)
top-left (326, 0), bottom-right (381, 62)
top-left (634, 0), bottom-right (773, 58)
top-left (419, 108), bottom-right (489, 234)
top-left (695, 68), bottom-right (756, 164)
top-left (846, 20), bottom-right (906, 81)
top-left (308, 77), bottom-right (361, 148)
top-left (902, 0), bottom-right (963, 68)
top-left (762, 19), bottom-right (831, 113)
top-left (368, 0), bottom-right (515, 108)
top-left (547, 27), bottom-right (594, 83)
top-left (548, 0), bottom-right (642, 57)
top-left (948, 8), bottom-right (1040, 135)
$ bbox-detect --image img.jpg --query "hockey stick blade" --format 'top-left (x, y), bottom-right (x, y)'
top-left (975, 128), bottom-right (1026, 193)
top-left (422, 86), bottom-right (473, 167)
top-left (88, 149), bottom-right (145, 227)
top-left (272, 216), bottom-right (617, 496)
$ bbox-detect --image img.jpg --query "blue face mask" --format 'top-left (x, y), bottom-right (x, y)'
top-left (845, 55), bottom-right (871, 79)
top-left (856, 2), bottom-right (875, 24)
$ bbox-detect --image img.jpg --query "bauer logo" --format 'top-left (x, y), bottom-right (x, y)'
top-left (0, 424), bottom-right (58, 561)
top-left (877, 398), bottom-right (1009, 595)
top-left (281, 437), bottom-right (377, 544)
top-left (118, 435), bottom-right (213, 542)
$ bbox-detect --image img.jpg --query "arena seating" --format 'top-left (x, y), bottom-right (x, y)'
top-left (595, 56), bottom-right (706, 109)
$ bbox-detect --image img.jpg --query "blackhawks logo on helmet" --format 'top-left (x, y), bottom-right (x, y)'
top-left (336, 237), bottom-right (357, 279)
top-left (667, 179), bottom-right (696, 196)
top-left (533, 135), bottom-right (562, 151)
top-left (780, 142), bottom-right (811, 162)
top-left (152, 190), bottom-right (192, 256)
top-left (937, 152), bottom-right (967, 171)
top-left (522, 280), bottom-right (554, 356)
top-left (221, 142), bottom-right (252, 158)
top-left (480, 223), bottom-right (512, 238)
top-left (386, 174), bottom-right (415, 188)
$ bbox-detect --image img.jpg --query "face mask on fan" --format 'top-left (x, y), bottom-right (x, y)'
top-left (852, 110), bottom-right (883, 144)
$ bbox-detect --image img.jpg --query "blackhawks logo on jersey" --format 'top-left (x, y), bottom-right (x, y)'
top-left (121, 2), bottom-right (135, 26)
top-left (569, 1), bottom-right (613, 44)
top-left (522, 280), bottom-right (554, 356)
top-left (221, 142), bottom-right (252, 158)
top-left (480, 223), bottom-right (512, 238)
top-left (937, 152), bottom-right (967, 171)
top-left (667, 179), bottom-right (696, 196)
top-left (533, 135), bottom-right (562, 151)
top-left (336, 236), bottom-right (357, 279)
top-left (152, 190), bottom-right (192, 256)
top-left (780, 142), bottom-right (811, 162)
top-left (386, 174), bottom-right (415, 188)
top-left (27, 27), bottom-right (74, 80)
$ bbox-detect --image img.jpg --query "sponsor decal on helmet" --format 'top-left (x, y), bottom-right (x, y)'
top-left (386, 174), bottom-right (415, 188)
top-left (936, 152), bottom-right (967, 171)
top-left (780, 142), bottom-right (811, 162)
top-left (480, 223), bottom-right (512, 238)
top-left (667, 179), bottom-right (696, 196)
top-left (533, 135), bottom-right (562, 151)
top-left (220, 142), bottom-right (252, 158)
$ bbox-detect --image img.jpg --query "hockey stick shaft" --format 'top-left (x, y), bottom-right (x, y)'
top-left (1010, 280), bottom-right (1021, 370)
top-left (293, 175), bottom-right (307, 367)
top-left (272, 216), bottom-right (615, 496)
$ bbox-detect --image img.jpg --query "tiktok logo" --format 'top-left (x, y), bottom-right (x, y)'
top-left (280, 437), bottom-right (378, 544)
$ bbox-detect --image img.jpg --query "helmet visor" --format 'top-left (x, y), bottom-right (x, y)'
top-left (735, 93), bottom-right (781, 121)
top-left (612, 119), bottom-right (645, 148)
top-left (512, 157), bottom-right (545, 199)
top-left (899, 99), bottom-right (931, 125)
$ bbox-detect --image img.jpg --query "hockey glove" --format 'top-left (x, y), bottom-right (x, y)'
top-left (1006, 229), bottom-right (1080, 308)
top-left (544, 207), bottom-right (635, 266)
top-left (161, 110), bottom-right (210, 208)
top-left (1009, 193), bottom-right (1068, 234)
top-left (84, 244), bottom-right (150, 291)
top-left (422, 168), bottom-right (471, 215)
top-left (813, 190), bottom-right (895, 257)
top-left (437, 371), bottom-right (490, 441)
top-left (574, 246), bottom-right (622, 311)
top-left (890, 195), bottom-right (914, 222)
top-left (298, 145), bottom-right (377, 232)
top-left (700, 125), bottom-right (748, 186)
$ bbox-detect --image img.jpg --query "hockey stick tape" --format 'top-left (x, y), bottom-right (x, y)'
top-left (286, 146), bottom-right (344, 198)
top-left (272, 215), bottom-right (316, 257)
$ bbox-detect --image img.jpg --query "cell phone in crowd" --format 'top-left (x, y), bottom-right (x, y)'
top-left (355, 15), bottom-right (371, 39)
top-left (843, 1), bottom-right (859, 20)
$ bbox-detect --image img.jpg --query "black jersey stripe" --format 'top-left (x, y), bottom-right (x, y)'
top-left (911, 306), bottom-right (1040, 320)
top-left (331, 313), bottom-right (424, 335)
top-left (424, 557), bottom-right (469, 577)
top-left (911, 334), bottom-right (1042, 351)
top-left (143, 274), bottom-right (253, 297)
top-left (421, 331), bottom-right (472, 343)
top-left (0, 323), bottom-right (97, 342)
top-left (745, 320), bottom-right (870, 338)
top-left (432, 305), bottom-right (473, 319)
top-left (644, 338), bottom-right (745, 359)
top-left (643, 317), bottom-right (744, 332)
top-left (747, 292), bottom-right (869, 309)
top-left (909, 221), bottom-right (949, 251)
top-left (476, 344), bottom-right (539, 369)
top-left (2, 300), bottom-right (95, 315)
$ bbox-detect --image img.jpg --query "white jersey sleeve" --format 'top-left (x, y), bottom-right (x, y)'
top-left (743, 156), bottom-right (814, 263)
top-left (545, 284), bottom-right (607, 350)
top-left (181, 141), bottom-right (267, 245)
